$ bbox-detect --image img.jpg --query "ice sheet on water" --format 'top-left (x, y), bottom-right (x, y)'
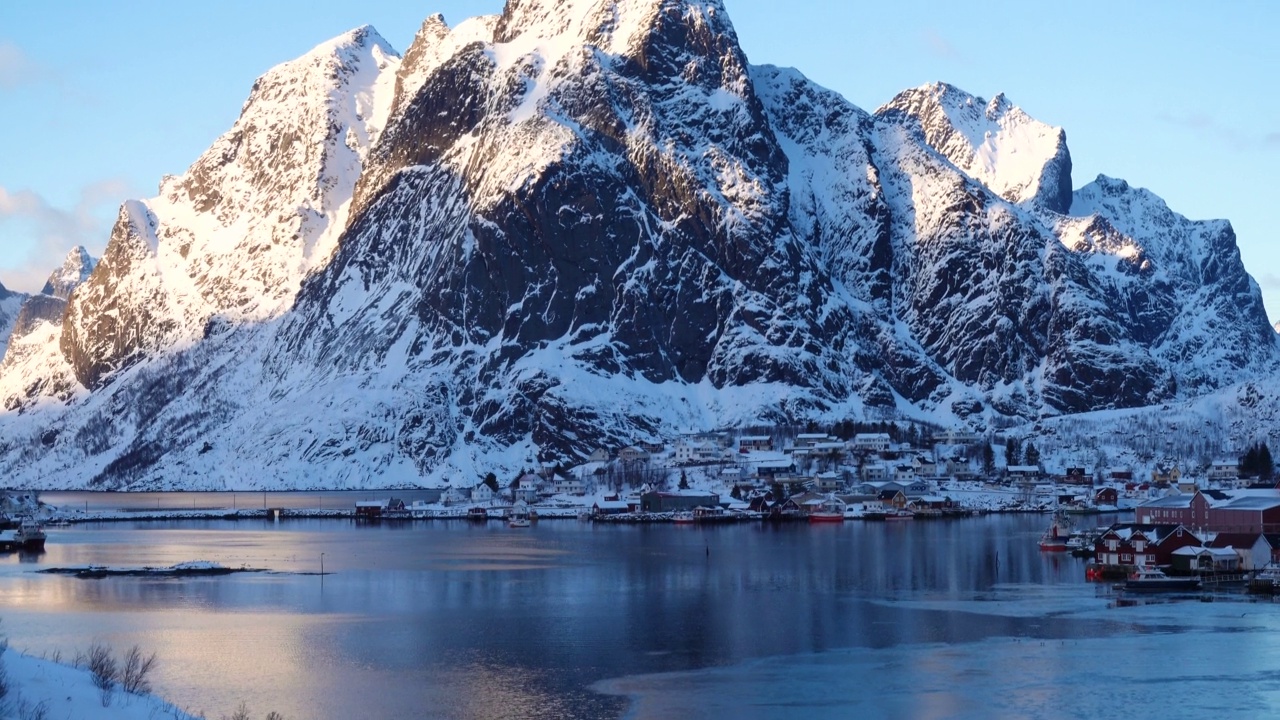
top-left (598, 606), bottom-right (1280, 719)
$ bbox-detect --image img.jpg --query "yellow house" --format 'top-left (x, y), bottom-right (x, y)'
top-left (1152, 464), bottom-right (1181, 486)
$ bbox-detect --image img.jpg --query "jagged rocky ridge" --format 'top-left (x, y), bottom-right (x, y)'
top-left (0, 0), bottom-right (1277, 489)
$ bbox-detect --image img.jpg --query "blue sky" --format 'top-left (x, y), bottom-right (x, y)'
top-left (2, 0), bottom-right (1278, 321)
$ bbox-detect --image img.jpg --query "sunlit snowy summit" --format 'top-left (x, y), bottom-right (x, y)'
top-left (0, 0), bottom-right (1276, 490)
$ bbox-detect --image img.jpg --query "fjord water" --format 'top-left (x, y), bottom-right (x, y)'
top-left (1, 514), bottom-right (1276, 719)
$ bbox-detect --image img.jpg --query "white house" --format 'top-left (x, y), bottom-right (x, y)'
top-left (618, 446), bottom-right (651, 463)
top-left (472, 483), bottom-right (495, 503)
top-left (1006, 465), bottom-right (1042, 481)
top-left (814, 472), bottom-right (844, 492)
top-left (852, 433), bottom-right (891, 453)
top-left (860, 463), bottom-right (889, 481)
top-left (1208, 460), bottom-right (1241, 481)
top-left (552, 476), bottom-right (588, 495)
top-left (674, 441), bottom-right (721, 465)
top-left (440, 486), bottom-right (468, 505)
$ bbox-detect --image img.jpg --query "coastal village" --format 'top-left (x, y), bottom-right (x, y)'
top-left (7, 426), bottom-right (1280, 590)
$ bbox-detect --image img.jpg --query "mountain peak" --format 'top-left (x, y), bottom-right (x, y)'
top-left (876, 81), bottom-right (1072, 213)
top-left (40, 246), bottom-right (98, 300)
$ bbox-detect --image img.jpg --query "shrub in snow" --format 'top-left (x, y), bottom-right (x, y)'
top-left (86, 643), bottom-right (117, 706)
top-left (120, 644), bottom-right (158, 695)
top-left (15, 697), bottom-right (50, 720)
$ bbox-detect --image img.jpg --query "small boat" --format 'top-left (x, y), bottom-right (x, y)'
top-left (1038, 512), bottom-right (1071, 552)
top-left (14, 519), bottom-right (46, 550)
top-left (508, 515), bottom-right (531, 528)
top-left (672, 511), bottom-right (696, 524)
top-left (885, 509), bottom-right (914, 521)
top-left (1066, 530), bottom-right (1097, 557)
top-left (1123, 567), bottom-right (1200, 592)
top-left (808, 511), bottom-right (845, 523)
top-left (1249, 565), bottom-right (1280, 594)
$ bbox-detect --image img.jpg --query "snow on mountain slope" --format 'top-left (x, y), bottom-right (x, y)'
top-left (0, 249), bottom-right (98, 410)
top-left (0, 0), bottom-right (1276, 489)
top-left (1069, 175), bottom-right (1279, 391)
top-left (0, 281), bottom-right (26, 366)
top-left (40, 245), bottom-right (97, 300)
top-left (877, 82), bottom-right (1072, 213)
top-left (60, 27), bottom-right (401, 390)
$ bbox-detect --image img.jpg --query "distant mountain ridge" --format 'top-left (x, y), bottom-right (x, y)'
top-left (0, 0), bottom-right (1276, 489)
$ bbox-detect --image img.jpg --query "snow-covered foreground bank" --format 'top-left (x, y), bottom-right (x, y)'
top-left (1, 646), bottom-right (196, 719)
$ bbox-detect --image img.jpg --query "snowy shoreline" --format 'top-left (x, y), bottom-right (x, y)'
top-left (1, 646), bottom-right (198, 720)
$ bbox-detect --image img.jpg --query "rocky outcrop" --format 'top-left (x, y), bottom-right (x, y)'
top-left (40, 246), bottom-right (98, 300)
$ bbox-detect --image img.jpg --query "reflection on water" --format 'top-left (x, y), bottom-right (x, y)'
top-left (0, 515), bottom-right (1219, 719)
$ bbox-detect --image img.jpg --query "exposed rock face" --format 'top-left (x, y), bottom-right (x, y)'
top-left (41, 246), bottom-right (98, 300)
top-left (60, 28), bottom-right (400, 390)
top-left (0, 249), bottom-right (96, 409)
top-left (0, 283), bottom-right (26, 366)
top-left (12, 295), bottom-right (67, 340)
top-left (0, 0), bottom-right (1276, 489)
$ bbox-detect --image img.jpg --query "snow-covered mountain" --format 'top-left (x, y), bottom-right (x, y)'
top-left (41, 246), bottom-right (98, 300)
top-left (0, 247), bottom-right (98, 410)
top-left (0, 281), bottom-right (28, 367)
top-left (1, 0), bottom-right (1276, 489)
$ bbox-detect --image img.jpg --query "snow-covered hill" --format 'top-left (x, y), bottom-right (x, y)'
top-left (0, 0), bottom-right (1276, 489)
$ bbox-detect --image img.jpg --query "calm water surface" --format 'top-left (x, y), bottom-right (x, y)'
top-left (1, 514), bottom-right (1275, 719)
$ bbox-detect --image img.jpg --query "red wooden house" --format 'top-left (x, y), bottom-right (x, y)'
top-left (1094, 523), bottom-right (1202, 568)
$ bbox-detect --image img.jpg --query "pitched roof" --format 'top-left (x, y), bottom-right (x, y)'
top-left (1216, 495), bottom-right (1280, 511)
top-left (1138, 494), bottom-right (1195, 509)
top-left (1206, 533), bottom-right (1264, 549)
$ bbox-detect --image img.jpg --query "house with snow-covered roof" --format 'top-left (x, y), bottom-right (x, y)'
top-left (860, 463), bottom-right (889, 482)
top-left (471, 482), bottom-right (495, 503)
top-left (1005, 465), bottom-right (1041, 481)
top-left (673, 440), bottom-right (722, 465)
top-left (1170, 545), bottom-right (1240, 573)
top-left (755, 458), bottom-right (795, 478)
top-left (794, 433), bottom-right (834, 448)
top-left (739, 435), bottom-right (773, 452)
top-left (618, 446), bottom-right (650, 463)
top-left (852, 433), bottom-right (891, 453)
top-left (1208, 460), bottom-right (1241, 481)
top-left (814, 472), bottom-right (844, 492)
top-left (1093, 524), bottom-right (1201, 568)
top-left (440, 486), bottom-right (468, 505)
top-left (551, 476), bottom-right (587, 496)
top-left (1152, 464), bottom-right (1181, 486)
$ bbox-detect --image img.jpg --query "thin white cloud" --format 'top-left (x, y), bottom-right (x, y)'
top-left (0, 180), bottom-right (130, 293)
top-left (922, 28), bottom-right (963, 61)
top-left (0, 41), bottom-right (42, 90)
top-left (1259, 273), bottom-right (1280, 290)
